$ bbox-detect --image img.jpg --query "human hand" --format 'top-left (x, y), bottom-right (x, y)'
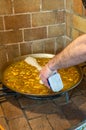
top-left (39, 64), bottom-right (56, 88)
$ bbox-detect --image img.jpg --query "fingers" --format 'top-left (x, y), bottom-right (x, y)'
top-left (39, 74), bottom-right (50, 88)
top-left (39, 65), bottom-right (53, 88)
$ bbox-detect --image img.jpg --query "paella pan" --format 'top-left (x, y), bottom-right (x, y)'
top-left (1, 54), bottom-right (83, 99)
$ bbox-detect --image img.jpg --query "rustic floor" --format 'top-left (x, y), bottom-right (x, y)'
top-left (0, 78), bottom-right (86, 130)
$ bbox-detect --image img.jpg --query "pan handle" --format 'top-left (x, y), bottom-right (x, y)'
top-left (0, 83), bottom-right (18, 97)
top-left (0, 92), bottom-right (17, 97)
top-left (0, 82), bottom-right (8, 91)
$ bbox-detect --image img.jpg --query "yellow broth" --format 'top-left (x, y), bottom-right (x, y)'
top-left (3, 58), bottom-right (81, 95)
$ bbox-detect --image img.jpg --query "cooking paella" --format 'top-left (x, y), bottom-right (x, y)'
top-left (2, 55), bottom-right (81, 96)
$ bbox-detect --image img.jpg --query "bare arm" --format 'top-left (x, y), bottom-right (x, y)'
top-left (48, 34), bottom-right (86, 70)
top-left (40, 34), bottom-right (86, 87)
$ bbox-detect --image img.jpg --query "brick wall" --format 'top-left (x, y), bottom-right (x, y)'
top-left (0, 0), bottom-right (65, 59)
top-left (66, 0), bottom-right (86, 45)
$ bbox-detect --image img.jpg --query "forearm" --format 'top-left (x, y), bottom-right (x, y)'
top-left (48, 34), bottom-right (86, 71)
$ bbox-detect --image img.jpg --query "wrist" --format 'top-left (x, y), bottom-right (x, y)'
top-left (47, 63), bottom-right (55, 72)
top-left (47, 64), bottom-right (57, 74)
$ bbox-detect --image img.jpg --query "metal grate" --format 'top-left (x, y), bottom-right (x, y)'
top-left (82, 0), bottom-right (86, 8)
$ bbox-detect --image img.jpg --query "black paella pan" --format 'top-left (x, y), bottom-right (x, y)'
top-left (1, 53), bottom-right (83, 99)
